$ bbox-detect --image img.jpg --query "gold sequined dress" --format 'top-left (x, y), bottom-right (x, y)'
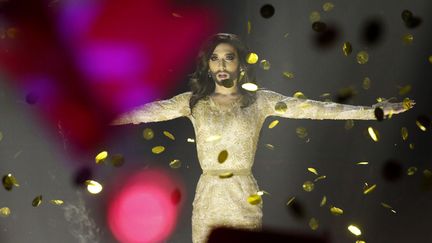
top-left (115, 89), bottom-right (375, 243)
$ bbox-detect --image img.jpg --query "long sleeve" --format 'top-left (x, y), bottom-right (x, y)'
top-left (259, 89), bottom-right (376, 120)
top-left (111, 92), bottom-right (192, 125)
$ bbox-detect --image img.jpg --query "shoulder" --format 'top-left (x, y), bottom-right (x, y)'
top-left (172, 91), bottom-right (192, 101)
top-left (256, 89), bottom-right (286, 101)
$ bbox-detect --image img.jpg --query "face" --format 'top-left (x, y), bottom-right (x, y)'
top-left (208, 43), bottom-right (240, 87)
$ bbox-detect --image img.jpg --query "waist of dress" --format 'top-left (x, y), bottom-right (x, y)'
top-left (202, 169), bottom-right (252, 176)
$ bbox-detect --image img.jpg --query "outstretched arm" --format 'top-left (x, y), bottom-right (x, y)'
top-left (111, 92), bottom-right (192, 125)
top-left (260, 90), bottom-right (413, 120)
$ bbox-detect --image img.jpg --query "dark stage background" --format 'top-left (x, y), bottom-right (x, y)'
top-left (1, 0), bottom-right (431, 242)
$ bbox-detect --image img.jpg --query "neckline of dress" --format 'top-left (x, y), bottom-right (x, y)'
top-left (208, 95), bottom-right (241, 112)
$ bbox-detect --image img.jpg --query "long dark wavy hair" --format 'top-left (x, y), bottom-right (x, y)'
top-left (188, 33), bottom-right (257, 112)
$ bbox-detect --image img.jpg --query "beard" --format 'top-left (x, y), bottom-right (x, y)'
top-left (210, 71), bottom-right (238, 88)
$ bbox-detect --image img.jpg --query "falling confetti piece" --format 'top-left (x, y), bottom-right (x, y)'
top-left (345, 120), bottom-right (354, 130)
top-left (0, 207), bottom-right (11, 217)
top-left (399, 85), bottom-right (412, 96)
top-left (172, 13), bottom-right (182, 18)
top-left (402, 33), bottom-right (414, 44)
top-left (320, 196), bottom-right (327, 207)
top-left (322, 2), bottom-right (335, 12)
top-left (428, 56), bottom-right (432, 64)
top-left (356, 51), bottom-right (369, 64)
top-left (409, 143), bottom-right (415, 150)
top-left (265, 144), bottom-right (275, 150)
top-left (260, 60), bottom-right (271, 70)
top-left (0, 131), bottom-right (3, 142)
top-left (152, 146), bottom-right (165, 154)
top-left (246, 53), bottom-right (258, 64)
top-left (361, 77), bottom-right (371, 90)
top-left (169, 159), bottom-right (182, 169)
top-left (312, 21), bottom-right (327, 32)
top-left (218, 150), bottom-right (228, 163)
top-left (416, 120), bottom-right (427, 131)
top-left (357, 161), bottom-right (369, 165)
top-left (187, 138), bottom-right (195, 143)
top-left (356, 240), bottom-right (366, 243)
top-left (302, 181), bottom-right (314, 192)
top-left (247, 21), bottom-right (251, 34)
top-left (205, 135), bottom-right (221, 142)
top-left (309, 11), bottom-right (321, 23)
top-left (32, 195), bottom-right (43, 207)
top-left (260, 4), bottom-right (275, 19)
top-left (241, 82), bottom-right (258, 91)
top-left (268, 120), bottom-right (279, 129)
top-left (400, 127), bottom-right (409, 141)
top-left (219, 172), bottom-right (234, 179)
top-left (247, 194), bottom-right (262, 205)
top-left (110, 154), bottom-right (125, 167)
top-left (348, 225), bottom-right (362, 236)
top-left (284, 32), bottom-right (289, 38)
top-left (95, 151), bottom-right (108, 164)
top-left (50, 200), bottom-right (64, 205)
top-left (330, 206), bottom-right (344, 215)
top-left (143, 128), bottom-right (154, 140)
top-left (296, 127), bottom-right (308, 139)
top-left (363, 184), bottom-right (377, 194)
top-left (308, 168), bottom-right (318, 175)
top-left (342, 42), bottom-right (352, 56)
top-left (275, 102), bottom-right (288, 114)
top-left (85, 180), bottom-right (103, 194)
top-left (424, 169), bottom-right (432, 177)
top-left (286, 196), bottom-right (295, 206)
top-left (293, 91), bottom-right (307, 99)
top-left (282, 71), bottom-right (294, 79)
top-left (163, 131), bottom-right (175, 140)
top-left (6, 27), bottom-right (18, 39)
top-left (367, 127), bottom-right (379, 142)
top-left (2, 174), bottom-right (19, 191)
top-left (374, 107), bottom-right (384, 121)
top-left (314, 175), bottom-right (326, 182)
top-left (407, 166), bottom-right (417, 176)
top-left (309, 218), bottom-right (319, 230)
top-left (381, 202), bottom-right (397, 213)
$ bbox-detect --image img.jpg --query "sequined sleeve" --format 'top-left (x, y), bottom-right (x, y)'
top-left (111, 92), bottom-right (192, 125)
top-left (259, 89), bottom-right (376, 120)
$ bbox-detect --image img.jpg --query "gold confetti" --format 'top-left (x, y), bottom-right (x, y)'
top-left (6, 27), bottom-right (18, 39)
top-left (399, 85), bottom-right (412, 95)
top-left (85, 180), bottom-right (103, 194)
top-left (296, 127), bottom-right (308, 139)
top-left (342, 42), bottom-right (352, 56)
top-left (282, 72), bottom-right (294, 79)
top-left (308, 167), bottom-right (318, 175)
top-left (246, 52), bottom-right (258, 64)
top-left (330, 206), bottom-right (344, 215)
top-left (323, 2), bottom-right (335, 12)
top-left (409, 143), bottom-right (415, 150)
top-left (314, 175), bottom-right (326, 182)
top-left (399, 127), bottom-right (408, 141)
top-left (32, 195), bottom-right (42, 207)
top-left (0, 207), bottom-right (11, 217)
top-left (356, 161), bottom-right (369, 165)
top-left (187, 138), bottom-right (195, 143)
top-left (367, 127), bottom-right (379, 142)
top-left (110, 154), bottom-right (125, 167)
top-left (283, 32), bottom-right (289, 38)
top-left (293, 91), bottom-right (307, 99)
top-left (381, 202), bottom-right (396, 213)
top-left (265, 144), bottom-right (275, 150)
top-left (320, 196), bottom-right (327, 207)
top-left (247, 194), bottom-right (262, 205)
top-left (345, 120), bottom-right (354, 130)
top-left (407, 166), bottom-right (417, 176)
top-left (205, 135), bottom-right (222, 142)
top-left (363, 184), bottom-right (377, 194)
top-left (348, 225), bottom-right (362, 236)
top-left (356, 51), bottom-right (369, 64)
top-left (356, 241), bottom-right (366, 243)
top-left (286, 196), bottom-right (295, 206)
top-left (247, 21), bottom-right (251, 34)
top-left (402, 33), bottom-right (413, 44)
top-left (169, 159), bottom-right (181, 169)
top-left (302, 181), bottom-right (314, 192)
top-left (309, 11), bottom-right (321, 23)
top-left (50, 200), bottom-right (64, 205)
top-left (151, 146), bottom-right (165, 154)
top-left (163, 131), bottom-right (175, 140)
top-left (268, 120), bottom-right (279, 129)
top-left (218, 150), bottom-right (228, 163)
top-left (219, 172), bottom-right (234, 179)
top-left (309, 217), bottom-right (319, 230)
top-left (424, 169), bottom-right (432, 177)
top-left (260, 59), bottom-right (271, 70)
top-left (0, 131), bottom-right (3, 142)
top-left (275, 102), bottom-right (287, 114)
top-left (172, 13), bottom-right (182, 18)
top-left (2, 173), bottom-right (19, 191)
top-left (428, 55), bottom-right (432, 64)
top-left (416, 120), bottom-right (427, 131)
top-left (143, 128), bottom-right (154, 140)
top-left (362, 77), bottom-right (371, 90)
top-left (95, 151), bottom-right (108, 164)
top-left (241, 82), bottom-right (258, 91)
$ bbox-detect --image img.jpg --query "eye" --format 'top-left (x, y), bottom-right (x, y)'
top-left (210, 55), bottom-right (218, 61)
top-left (225, 54), bottom-right (235, 61)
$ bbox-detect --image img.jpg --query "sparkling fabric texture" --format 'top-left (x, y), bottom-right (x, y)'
top-left (115, 89), bottom-right (375, 242)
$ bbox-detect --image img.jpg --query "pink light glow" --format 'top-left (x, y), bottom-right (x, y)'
top-left (108, 169), bottom-right (183, 243)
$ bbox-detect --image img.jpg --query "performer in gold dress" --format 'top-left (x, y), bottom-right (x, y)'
top-left (112, 33), bottom-right (413, 243)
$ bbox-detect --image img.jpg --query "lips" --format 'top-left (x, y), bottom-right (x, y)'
top-left (217, 72), bottom-right (229, 80)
